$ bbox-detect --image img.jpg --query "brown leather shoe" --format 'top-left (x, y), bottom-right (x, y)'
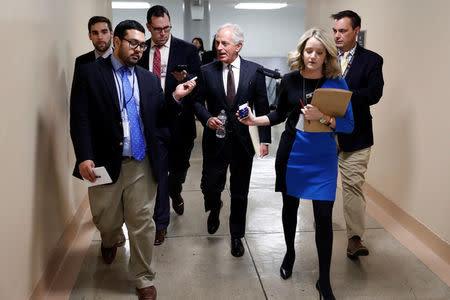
top-left (347, 236), bottom-right (369, 259)
top-left (171, 194), bottom-right (184, 215)
top-left (101, 243), bottom-right (117, 264)
top-left (136, 286), bottom-right (157, 300)
top-left (154, 229), bottom-right (167, 246)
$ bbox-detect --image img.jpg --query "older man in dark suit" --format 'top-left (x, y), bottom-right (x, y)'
top-left (138, 5), bottom-right (201, 245)
top-left (194, 23), bottom-right (270, 257)
top-left (331, 10), bottom-right (384, 259)
top-left (70, 20), bottom-right (195, 300)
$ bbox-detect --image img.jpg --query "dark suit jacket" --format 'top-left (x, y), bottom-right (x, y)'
top-left (337, 44), bottom-right (384, 152)
top-left (138, 36), bottom-right (201, 143)
top-left (74, 50), bottom-right (96, 75)
top-left (194, 57), bottom-right (271, 158)
top-left (70, 56), bottom-right (181, 183)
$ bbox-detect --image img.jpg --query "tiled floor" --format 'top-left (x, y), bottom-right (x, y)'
top-left (69, 122), bottom-right (450, 299)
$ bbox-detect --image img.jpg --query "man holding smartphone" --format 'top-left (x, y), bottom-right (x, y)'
top-left (138, 5), bottom-right (201, 246)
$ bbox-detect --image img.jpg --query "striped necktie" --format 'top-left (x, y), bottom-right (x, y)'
top-left (340, 51), bottom-right (350, 74)
top-left (153, 46), bottom-right (162, 79)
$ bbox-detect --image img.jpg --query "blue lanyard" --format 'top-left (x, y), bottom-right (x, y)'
top-left (113, 68), bottom-right (136, 112)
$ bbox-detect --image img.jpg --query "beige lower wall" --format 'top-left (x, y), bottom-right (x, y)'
top-left (306, 0), bottom-right (450, 243)
top-left (0, 1), bottom-right (111, 299)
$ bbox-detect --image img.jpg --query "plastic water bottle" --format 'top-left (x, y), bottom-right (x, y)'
top-left (216, 110), bottom-right (227, 138)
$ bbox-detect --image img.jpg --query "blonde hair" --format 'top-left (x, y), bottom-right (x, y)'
top-left (288, 28), bottom-right (341, 79)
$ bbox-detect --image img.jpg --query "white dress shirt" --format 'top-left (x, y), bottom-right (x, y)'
top-left (149, 35), bottom-right (171, 92)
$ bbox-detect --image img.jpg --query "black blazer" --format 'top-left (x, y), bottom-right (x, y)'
top-left (337, 44), bottom-right (384, 152)
top-left (194, 58), bottom-right (271, 158)
top-left (70, 56), bottom-right (181, 183)
top-left (74, 50), bottom-right (96, 75)
top-left (72, 50), bottom-right (97, 91)
top-left (138, 36), bottom-right (201, 142)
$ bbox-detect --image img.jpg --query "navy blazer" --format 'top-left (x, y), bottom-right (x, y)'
top-left (138, 36), bottom-right (201, 142)
top-left (337, 44), bottom-right (384, 152)
top-left (72, 50), bottom-right (97, 91)
top-left (70, 56), bottom-right (181, 183)
top-left (194, 58), bottom-right (271, 158)
top-left (74, 50), bottom-right (96, 75)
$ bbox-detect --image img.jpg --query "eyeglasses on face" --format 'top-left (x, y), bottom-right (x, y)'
top-left (150, 25), bottom-right (172, 33)
top-left (122, 38), bottom-right (148, 51)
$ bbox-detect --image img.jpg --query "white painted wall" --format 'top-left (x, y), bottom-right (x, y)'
top-left (209, 0), bottom-right (306, 57)
top-left (0, 1), bottom-right (112, 298)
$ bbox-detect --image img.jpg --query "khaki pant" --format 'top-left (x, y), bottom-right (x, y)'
top-left (338, 147), bottom-right (371, 239)
top-left (88, 156), bottom-right (157, 288)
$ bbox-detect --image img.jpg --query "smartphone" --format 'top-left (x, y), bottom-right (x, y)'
top-left (173, 64), bottom-right (187, 72)
top-left (238, 103), bottom-right (249, 119)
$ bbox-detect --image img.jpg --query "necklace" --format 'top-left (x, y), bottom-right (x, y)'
top-left (301, 76), bottom-right (321, 105)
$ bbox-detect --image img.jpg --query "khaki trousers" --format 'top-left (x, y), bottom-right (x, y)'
top-left (338, 147), bottom-right (371, 239)
top-left (88, 156), bottom-right (157, 288)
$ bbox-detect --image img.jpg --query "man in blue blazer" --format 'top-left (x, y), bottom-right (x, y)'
top-left (194, 23), bottom-right (271, 257)
top-left (331, 10), bottom-right (384, 259)
top-left (70, 20), bottom-right (195, 300)
top-left (138, 5), bottom-right (201, 245)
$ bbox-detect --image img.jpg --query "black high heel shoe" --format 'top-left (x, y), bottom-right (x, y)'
top-left (279, 253), bottom-right (295, 280)
top-left (316, 280), bottom-right (336, 300)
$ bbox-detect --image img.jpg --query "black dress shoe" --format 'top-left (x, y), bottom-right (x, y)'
top-left (207, 201), bottom-right (223, 234)
top-left (279, 252), bottom-right (295, 280)
top-left (154, 229), bottom-right (167, 246)
top-left (172, 194), bottom-right (184, 215)
top-left (316, 280), bottom-right (336, 300)
top-left (231, 237), bottom-right (245, 257)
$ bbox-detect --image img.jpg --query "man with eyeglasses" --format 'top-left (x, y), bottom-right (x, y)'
top-left (73, 16), bottom-right (113, 85)
top-left (138, 5), bottom-right (201, 246)
top-left (70, 20), bottom-right (196, 300)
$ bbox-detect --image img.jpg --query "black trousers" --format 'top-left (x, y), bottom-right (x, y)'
top-left (168, 139), bottom-right (194, 198)
top-left (201, 133), bottom-right (253, 238)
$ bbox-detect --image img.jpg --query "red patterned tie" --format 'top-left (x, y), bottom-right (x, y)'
top-left (153, 46), bottom-right (161, 79)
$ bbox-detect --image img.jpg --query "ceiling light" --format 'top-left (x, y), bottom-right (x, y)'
top-left (235, 2), bottom-right (287, 10)
top-left (112, 2), bottom-right (151, 9)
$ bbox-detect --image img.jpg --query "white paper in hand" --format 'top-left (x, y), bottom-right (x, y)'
top-left (84, 167), bottom-right (112, 187)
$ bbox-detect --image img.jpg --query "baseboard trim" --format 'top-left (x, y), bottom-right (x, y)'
top-left (30, 195), bottom-right (96, 300)
top-left (364, 183), bottom-right (450, 286)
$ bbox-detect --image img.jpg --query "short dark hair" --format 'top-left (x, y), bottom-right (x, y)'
top-left (88, 16), bottom-right (112, 32)
top-left (331, 10), bottom-right (361, 29)
top-left (146, 5), bottom-right (171, 24)
top-left (113, 20), bottom-right (145, 40)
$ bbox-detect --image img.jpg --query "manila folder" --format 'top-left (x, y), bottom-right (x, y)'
top-left (304, 88), bottom-right (352, 132)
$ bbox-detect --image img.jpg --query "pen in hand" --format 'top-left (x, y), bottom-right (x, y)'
top-left (299, 98), bottom-right (310, 124)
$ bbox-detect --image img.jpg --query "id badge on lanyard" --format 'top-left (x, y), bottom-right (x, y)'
top-left (122, 111), bottom-right (130, 138)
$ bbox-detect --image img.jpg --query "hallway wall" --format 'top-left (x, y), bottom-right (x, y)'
top-left (0, 1), bottom-right (111, 299)
top-left (305, 0), bottom-right (450, 243)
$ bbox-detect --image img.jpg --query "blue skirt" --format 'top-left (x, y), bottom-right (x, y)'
top-left (286, 131), bottom-right (338, 201)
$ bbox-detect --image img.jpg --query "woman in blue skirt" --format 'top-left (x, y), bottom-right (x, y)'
top-left (238, 28), bottom-right (353, 299)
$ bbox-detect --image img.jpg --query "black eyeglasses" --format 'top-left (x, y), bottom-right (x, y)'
top-left (150, 25), bottom-right (172, 33)
top-left (122, 38), bottom-right (148, 51)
